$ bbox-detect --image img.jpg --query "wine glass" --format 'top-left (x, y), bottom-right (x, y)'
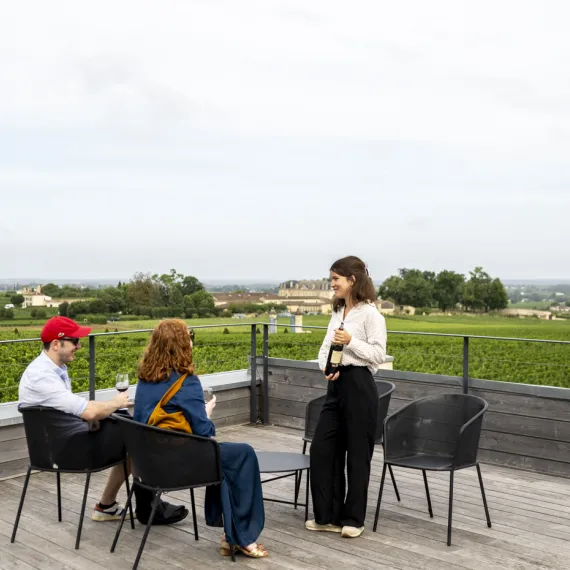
top-left (115, 373), bottom-right (130, 393)
top-left (204, 386), bottom-right (215, 403)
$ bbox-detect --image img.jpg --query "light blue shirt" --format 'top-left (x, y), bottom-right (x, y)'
top-left (19, 351), bottom-right (88, 417)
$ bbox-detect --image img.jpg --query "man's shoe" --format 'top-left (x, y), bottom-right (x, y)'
top-left (305, 520), bottom-right (342, 533)
top-left (136, 501), bottom-right (189, 525)
top-left (92, 502), bottom-right (131, 522)
top-left (341, 525), bottom-right (365, 538)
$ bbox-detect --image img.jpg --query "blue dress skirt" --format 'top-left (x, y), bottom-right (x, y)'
top-left (204, 442), bottom-right (265, 547)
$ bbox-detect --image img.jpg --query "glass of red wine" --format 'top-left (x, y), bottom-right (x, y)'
top-left (115, 373), bottom-right (130, 410)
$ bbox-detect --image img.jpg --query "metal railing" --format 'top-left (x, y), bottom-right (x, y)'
top-left (2, 323), bottom-right (570, 424)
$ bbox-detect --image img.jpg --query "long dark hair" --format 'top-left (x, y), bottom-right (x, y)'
top-left (330, 255), bottom-right (377, 312)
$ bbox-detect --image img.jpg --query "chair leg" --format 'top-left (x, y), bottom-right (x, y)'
top-left (373, 463), bottom-right (387, 532)
top-left (476, 464), bottom-right (492, 528)
top-left (294, 441), bottom-right (308, 507)
top-left (57, 472), bottom-right (62, 522)
top-left (293, 471), bottom-right (300, 510)
top-left (447, 471), bottom-right (454, 546)
top-left (190, 488), bottom-right (199, 540)
top-left (422, 470), bottom-right (433, 518)
top-left (122, 462), bottom-right (135, 530)
top-left (11, 467), bottom-right (31, 543)
top-left (304, 468), bottom-right (310, 522)
top-left (111, 482), bottom-right (136, 553)
top-left (133, 491), bottom-right (162, 570)
top-left (388, 465), bottom-right (400, 502)
top-left (228, 535), bottom-right (236, 562)
top-left (75, 472), bottom-right (91, 550)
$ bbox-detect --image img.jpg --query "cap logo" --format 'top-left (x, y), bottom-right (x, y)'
top-left (58, 332), bottom-right (64, 337)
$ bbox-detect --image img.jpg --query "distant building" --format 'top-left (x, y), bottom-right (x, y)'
top-left (211, 293), bottom-right (282, 308)
top-left (278, 279), bottom-right (333, 300)
top-left (501, 308), bottom-right (552, 320)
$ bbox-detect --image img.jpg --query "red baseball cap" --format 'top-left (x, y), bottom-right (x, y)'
top-left (41, 316), bottom-right (92, 343)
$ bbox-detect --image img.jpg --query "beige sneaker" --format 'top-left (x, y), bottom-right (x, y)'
top-left (341, 525), bottom-right (364, 538)
top-left (305, 520), bottom-right (342, 533)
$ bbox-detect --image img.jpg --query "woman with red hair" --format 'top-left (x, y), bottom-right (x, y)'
top-left (134, 319), bottom-right (268, 558)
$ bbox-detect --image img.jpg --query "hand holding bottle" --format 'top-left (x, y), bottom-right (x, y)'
top-left (323, 368), bottom-right (340, 381)
top-left (333, 328), bottom-right (352, 345)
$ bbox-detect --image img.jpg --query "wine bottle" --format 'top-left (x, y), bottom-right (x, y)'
top-left (325, 322), bottom-right (345, 376)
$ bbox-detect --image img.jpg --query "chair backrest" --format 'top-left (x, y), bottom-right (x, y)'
top-left (19, 405), bottom-right (89, 470)
top-left (304, 394), bottom-right (326, 440)
top-left (374, 380), bottom-right (395, 444)
top-left (112, 414), bottom-right (222, 491)
top-left (304, 380), bottom-right (396, 444)
top-left (386, 393), bottom-right (487, 461)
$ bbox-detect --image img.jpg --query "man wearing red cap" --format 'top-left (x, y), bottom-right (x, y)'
top-left (19, 316), bottom-right (188, 525)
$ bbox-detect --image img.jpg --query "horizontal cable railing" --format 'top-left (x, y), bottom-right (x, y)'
top-left (1, 322), bottom-right (570, 409)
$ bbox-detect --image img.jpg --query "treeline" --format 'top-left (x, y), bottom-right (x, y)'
top-left (57, 270), bottom-right (285, 320)
top-left (379, 267), bottom-right (508, 312)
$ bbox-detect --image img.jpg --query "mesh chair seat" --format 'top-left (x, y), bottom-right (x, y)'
top-left (389, 453), bottom-right (454, 471)
top-left (373, 393), bottom-right (491, 546)
top-left (11, 406), bottom-right (133, 551)
top-left (295, 379), bottom-right (401, 506)
top-left (109, 414), bottom-right (227, 569)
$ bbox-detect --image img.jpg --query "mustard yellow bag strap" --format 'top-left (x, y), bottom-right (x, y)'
top-left (158, 373), bottom-right (188, 408)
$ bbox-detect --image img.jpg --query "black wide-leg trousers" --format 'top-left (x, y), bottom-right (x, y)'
top-left (309, 365), bottom-right (378, 528)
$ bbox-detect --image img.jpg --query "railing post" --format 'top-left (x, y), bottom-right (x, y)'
top-left (462, 336), bottom-right (469, 394)
top-left (250, 325), bottom-right (258, 424)
top-left (89, 335), bottom-right (96, 401)
top-left (263, 324), bottom-right (269, 425)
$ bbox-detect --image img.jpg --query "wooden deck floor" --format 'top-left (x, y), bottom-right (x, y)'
top-left (1, 423), bottom-right (570, 569)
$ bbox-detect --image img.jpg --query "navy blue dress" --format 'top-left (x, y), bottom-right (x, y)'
top-left (134, 372), bottom-right (265, 547)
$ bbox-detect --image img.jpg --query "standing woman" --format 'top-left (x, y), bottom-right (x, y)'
top-left (306, 255), bottom-right (387, 538)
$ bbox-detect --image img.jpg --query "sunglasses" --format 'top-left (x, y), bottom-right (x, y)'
top-left (60, 337), bottom-right (80, 346)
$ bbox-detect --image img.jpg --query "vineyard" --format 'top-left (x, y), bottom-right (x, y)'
top-left (1, 315), bottom-right (570, 402)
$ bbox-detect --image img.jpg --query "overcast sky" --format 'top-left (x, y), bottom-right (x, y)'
top-left (1, 1), bottom-right (569, 283)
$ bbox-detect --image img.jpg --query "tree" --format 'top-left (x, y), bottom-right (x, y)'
top-left (434, 271), bottom-right (465, 312)
top-left (378, 275), bottom-right (405, 304)
top-left (97, 287), bottom-right (126, 313)
top-left (126, 273), bottom-right (161, 311)
top-left (180, 276), bottom-right (204, 296)
top-left (462, 267), bottom-right (491, 311)
top-left (41, 283), bottom-right (60, 297)
top-left (378, 269), bottom-right (434, 307)
top-left (67, 301), bottom-right (90, 318)
top-left (58, 301), bottom-right (69, 317)
top-left (187, 289), bottom-right (216, 317)
top-left (487, 278), bottom-right (509, 311)
top-left (89, 299), bottom-right (108, 314)
top-left (10, 294), bottom-right (24, 308)
top-left (462, 267), bottom-right (507, 312)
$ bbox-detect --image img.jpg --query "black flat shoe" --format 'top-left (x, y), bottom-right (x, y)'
top-left (136, 501), bottom-right (189, 525)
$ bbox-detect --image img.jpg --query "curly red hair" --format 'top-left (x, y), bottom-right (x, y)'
top-left (138, 319), bottom-right (195, 382)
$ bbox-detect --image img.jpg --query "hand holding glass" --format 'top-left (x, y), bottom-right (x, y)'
top-left (115, 373), bottom-right (130, 392)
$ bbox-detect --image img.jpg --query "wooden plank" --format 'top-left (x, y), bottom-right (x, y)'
top-left (0, 424), bottom-right (25, 443)
top-left (0, 458), bottom-right (29, 480)
top-left (3, 423), bottom-right (570, 569)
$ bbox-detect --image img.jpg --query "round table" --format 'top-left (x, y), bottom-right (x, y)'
top-left (255, 451), bottom-right (310, 521)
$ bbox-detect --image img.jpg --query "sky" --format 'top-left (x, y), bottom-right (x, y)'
top-left (1, 0), bottom-right (570, 283)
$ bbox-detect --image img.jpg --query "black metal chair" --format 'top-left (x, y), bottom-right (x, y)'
top-left (373, 393), bottom-right (492, 545)
top-left (109, 414), bottom-right (229, 569)
top-left (295, 380), bottom-right (401, 504)
top-left (11, 406), bottom-right (134, 550)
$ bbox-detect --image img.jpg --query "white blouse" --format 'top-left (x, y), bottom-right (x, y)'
top-left (318, 301), bottom-right (387, 374)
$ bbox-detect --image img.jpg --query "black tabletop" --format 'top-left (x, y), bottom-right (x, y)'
top-left (256, 451), bottom-right (310, 473)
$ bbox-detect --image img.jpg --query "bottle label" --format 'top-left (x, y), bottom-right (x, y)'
top-left (330, 350), bottom-right (342, 365)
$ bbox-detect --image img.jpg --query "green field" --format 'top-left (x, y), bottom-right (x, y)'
top-left (1, 314), bottom-right (570, 403)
